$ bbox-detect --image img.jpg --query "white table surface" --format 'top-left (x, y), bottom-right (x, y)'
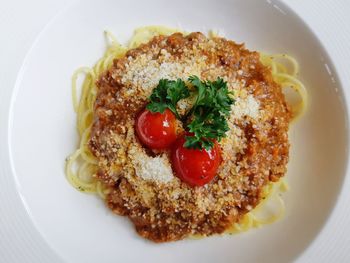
top-left (0, 0), bottom-right (349, 262)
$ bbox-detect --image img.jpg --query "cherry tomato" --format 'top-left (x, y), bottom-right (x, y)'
top-left (171, 134), bottom-right (221, 186)
top-left (135, 108), bottom-right (177, 149)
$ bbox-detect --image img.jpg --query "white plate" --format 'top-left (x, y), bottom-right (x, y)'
top-left (2, 0), bottom-right (349, 262)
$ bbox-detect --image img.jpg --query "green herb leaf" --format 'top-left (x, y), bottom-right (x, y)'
top-left (185, 76), bottom-right (234, 150)
top-left (146, 76), bottom-right (234, 150)
top-left (146, 78), bottom-right (189, 119)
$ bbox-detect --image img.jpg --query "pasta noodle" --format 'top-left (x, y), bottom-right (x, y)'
top-left (65, 26), bottom-right (307, 234)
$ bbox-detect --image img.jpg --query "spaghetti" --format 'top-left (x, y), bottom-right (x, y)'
top-left (65, 26), bottom-right (307, 235)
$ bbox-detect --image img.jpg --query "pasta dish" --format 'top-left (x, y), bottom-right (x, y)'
top-left (66, 26), bottom-right (307, 242)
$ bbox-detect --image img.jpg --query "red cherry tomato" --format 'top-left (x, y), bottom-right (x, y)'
top-left (135, 109), bottom-right (177, 149)
top-left (171, 134), bottom-right (221, 186)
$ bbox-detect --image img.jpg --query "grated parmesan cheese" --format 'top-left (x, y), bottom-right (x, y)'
top-left (231, 95), bottom-right (260, 120)
top-left (130, 146), bottom-right (174, 184)
top-left (121, 52), bottom-right (202, 91)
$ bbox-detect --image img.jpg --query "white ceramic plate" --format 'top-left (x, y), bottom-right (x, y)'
top-left (2, 0), bottom-right (349, 262)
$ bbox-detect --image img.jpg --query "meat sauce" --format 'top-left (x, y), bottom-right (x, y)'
top-left (89, 32), bottom-right (291, 242)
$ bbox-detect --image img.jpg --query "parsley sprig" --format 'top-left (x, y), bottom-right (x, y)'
top-left (146, 76), bottom-right (234, 150)
top-left (184, 76), bottom-right (234, 150)
top-left (146, 79), bottom-right (190, 119)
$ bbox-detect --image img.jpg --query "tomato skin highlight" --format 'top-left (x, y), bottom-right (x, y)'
top-left (135, 109), bottom-right (177, 149)
top-left (171, 135), bottom-right (221, 186)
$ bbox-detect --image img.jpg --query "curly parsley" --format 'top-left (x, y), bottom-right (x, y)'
top-left (147, 76), bottom-right (234, 150)
top-left (146, 79), bottom-right (190, 119)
